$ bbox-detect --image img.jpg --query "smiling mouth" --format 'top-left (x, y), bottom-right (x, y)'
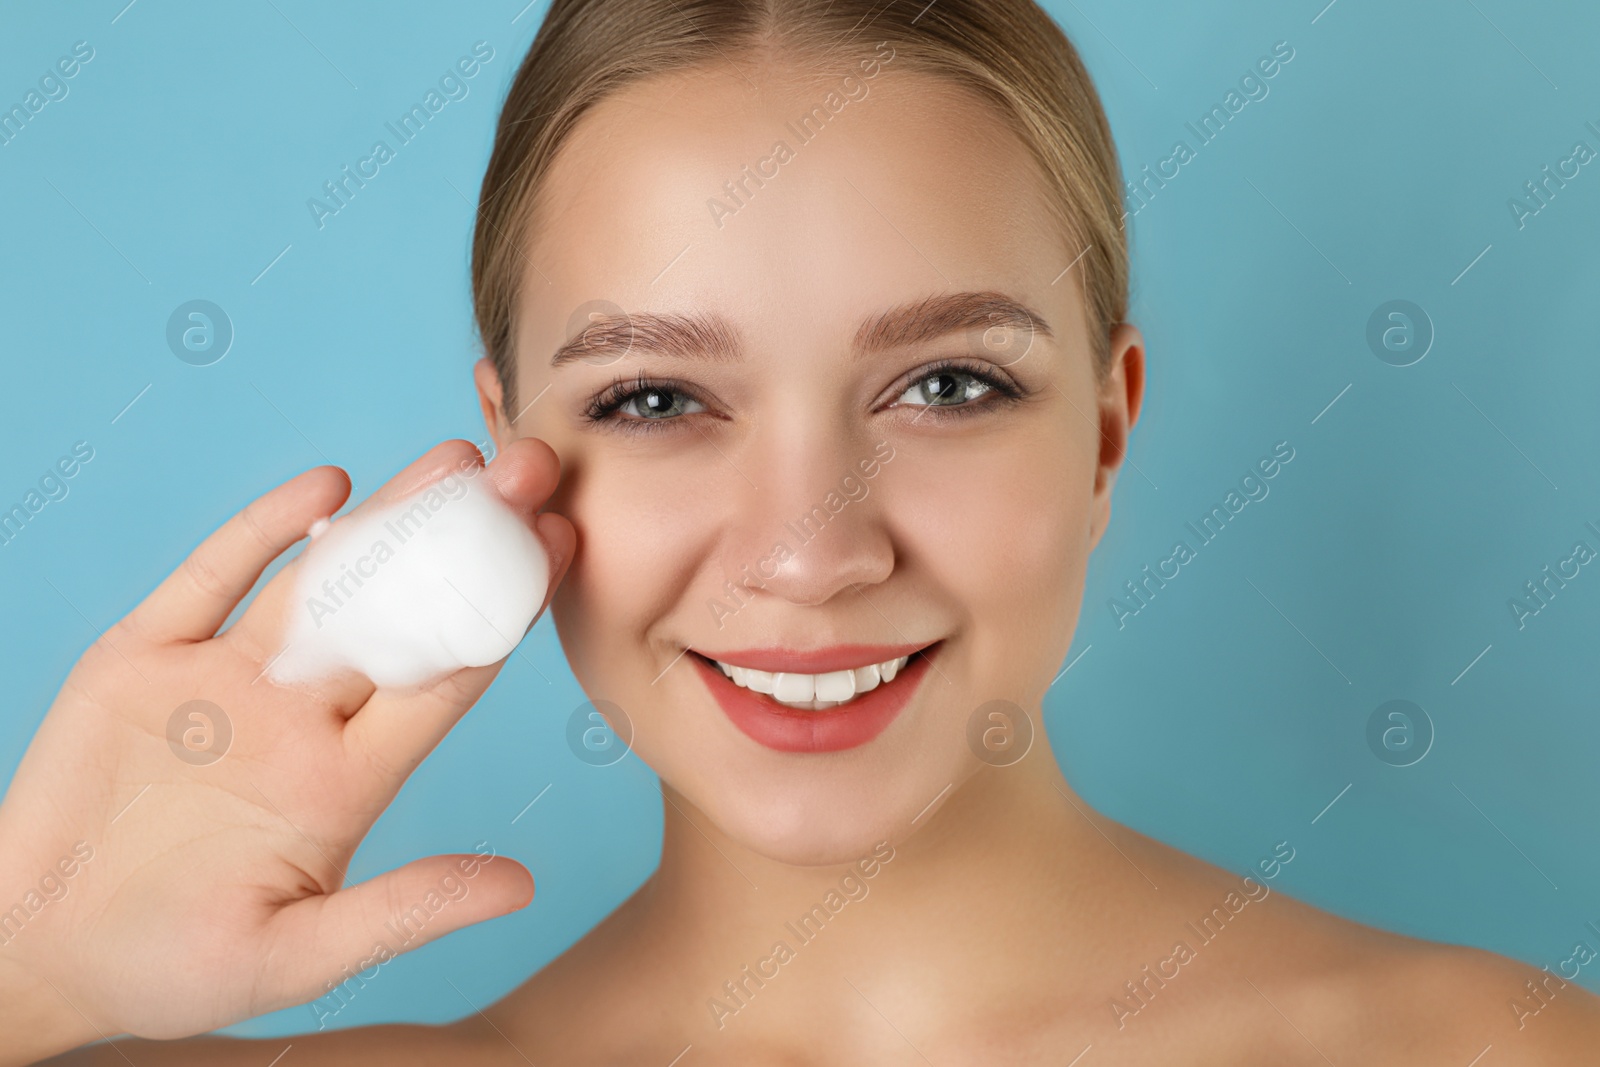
top-left (689, 643), bottom-right (939, 753)
top-left (704, 653), bottom-right (911, 710)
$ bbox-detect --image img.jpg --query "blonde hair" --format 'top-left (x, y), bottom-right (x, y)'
top-left (473, 0), bottom-right (1128, 410)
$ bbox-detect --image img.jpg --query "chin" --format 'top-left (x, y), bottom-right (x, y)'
top-left (675, 735), bottom-right (977, 867)
top-left (698, 785), bottom-right (920, 868)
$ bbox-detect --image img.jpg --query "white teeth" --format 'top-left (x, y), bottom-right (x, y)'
top-left (723, 663), bottom-right (776, 693)
top-left (814, 669), bottom-right (856, 702)
top-left (772, 672), bottom-right (814, 702)
top-left (853, 663), bottom-right (881, 693)
top-left (713, 655), bottom-right (911, 709)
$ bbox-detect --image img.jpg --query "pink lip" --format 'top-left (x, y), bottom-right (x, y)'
top-left (691, 644), bottom-right (939, 753)
top-left (693, 643), bottom-right (930, 674)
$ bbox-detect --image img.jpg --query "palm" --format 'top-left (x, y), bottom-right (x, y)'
top-left (0, 439), bottom-right (574, 1041)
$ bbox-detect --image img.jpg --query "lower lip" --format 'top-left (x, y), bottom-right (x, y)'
top-left (693, 649), bottom-right (936, 754)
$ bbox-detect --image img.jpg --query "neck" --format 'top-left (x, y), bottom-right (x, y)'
top-left (633, 735), bottom-right (1156, 1044)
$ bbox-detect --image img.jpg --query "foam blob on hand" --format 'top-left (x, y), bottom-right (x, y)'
top-left (269, 468), bottom-right (549, 689)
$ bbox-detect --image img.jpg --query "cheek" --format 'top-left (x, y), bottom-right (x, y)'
top-left (897, 432), bottom-right (1088, 577)
top-left (1006, 464), bottom-right (1091, 606)
top-left (548, 448), bottom-right (723, 677)
top-left (882, 429), bottom-right (1092, 681)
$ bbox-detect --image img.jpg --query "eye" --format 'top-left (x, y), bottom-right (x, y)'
top-left (615, 386), bottom-right (704, 420)
top-left (881, 358), bottom-right (1031, 420)
top-left (585, 375), bottom-right (710, 429)
top-left (894, 368), bottom-right (997, 408)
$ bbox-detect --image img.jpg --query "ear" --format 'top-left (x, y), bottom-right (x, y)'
top-left (474, 358), bottom-right (511, 455)
top-left (1089, 323), bottom-right (1146, 550)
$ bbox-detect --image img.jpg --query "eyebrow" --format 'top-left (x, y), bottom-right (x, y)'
top-left (550, 310), bottom-right (740, 367)
top-left (854, 290), bottom-right (1053, 356)
top-left (549, 290), bottom-right (1053, 367)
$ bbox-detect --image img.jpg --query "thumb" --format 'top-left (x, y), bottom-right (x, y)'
top-left (267, 852), bottom-right (534, 1003)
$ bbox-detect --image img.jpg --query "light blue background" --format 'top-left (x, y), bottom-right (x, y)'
top-left (1, 0), bottom-right (1597, 1037)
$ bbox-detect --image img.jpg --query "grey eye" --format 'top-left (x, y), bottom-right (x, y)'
top-left (620, 388), bottom-right (704, 419)
top-left (897, 371), bottom-right (992, 407)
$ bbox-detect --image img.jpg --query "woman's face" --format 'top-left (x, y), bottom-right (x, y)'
top-left (482, 57), bottom-right (1142, 865)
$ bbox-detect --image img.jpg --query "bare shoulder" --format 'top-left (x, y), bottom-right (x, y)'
top-left (1232, 895), bottom-right (1600, 1065)
top-left (1346, 939), bottom-right (1600, 1064)
top-left (1108, 829), bottom-right (1600, 1064)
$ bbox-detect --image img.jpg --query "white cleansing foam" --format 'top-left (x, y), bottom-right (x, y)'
top-left (268, 468), bottom-right (548, 689)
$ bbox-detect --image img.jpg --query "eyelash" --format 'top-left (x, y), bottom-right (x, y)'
top-left (892, 358), bottom-right (1028, 415)
top-left (582, 359), bottom-right (1028, 432)
top-left (583, 373), bottom-right (708, 433)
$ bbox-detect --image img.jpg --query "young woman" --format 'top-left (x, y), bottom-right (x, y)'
top-left (6, 1), bottom-right (1598, 1063)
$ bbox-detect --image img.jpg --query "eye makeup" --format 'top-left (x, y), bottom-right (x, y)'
top-left (575, 354), bottom-right (1035, 435)
top-left (582, 372), bottom-right (714, 430)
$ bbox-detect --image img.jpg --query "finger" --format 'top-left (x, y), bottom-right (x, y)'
top-left (343, 509), bottom-right (576, 787)
top-left (124, 466), bottom-right (351, 644)
top-left (533, 510), bottom-right (578, 595)
top-left (360, 438), bottom-right (493, 506)
top-left (267, 852), bottom-right (534, 1002)
top-left (328, 435), bottom-right (556, 512)
top-left (483, 436), bottom-right (564, 525)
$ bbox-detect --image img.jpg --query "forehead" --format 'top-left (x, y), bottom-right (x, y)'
top-left (517, 60), bottom-right (1082, 363)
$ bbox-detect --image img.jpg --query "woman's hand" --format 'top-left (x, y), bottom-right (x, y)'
top-left (0, 438), bottom-right (575, 1064)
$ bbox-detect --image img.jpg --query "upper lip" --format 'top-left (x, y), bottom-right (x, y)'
top-left (691, 642), bottom-right (935, 674)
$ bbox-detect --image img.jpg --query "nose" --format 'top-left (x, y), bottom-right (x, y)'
top-left (718, 423), bottom-right (896, 610)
